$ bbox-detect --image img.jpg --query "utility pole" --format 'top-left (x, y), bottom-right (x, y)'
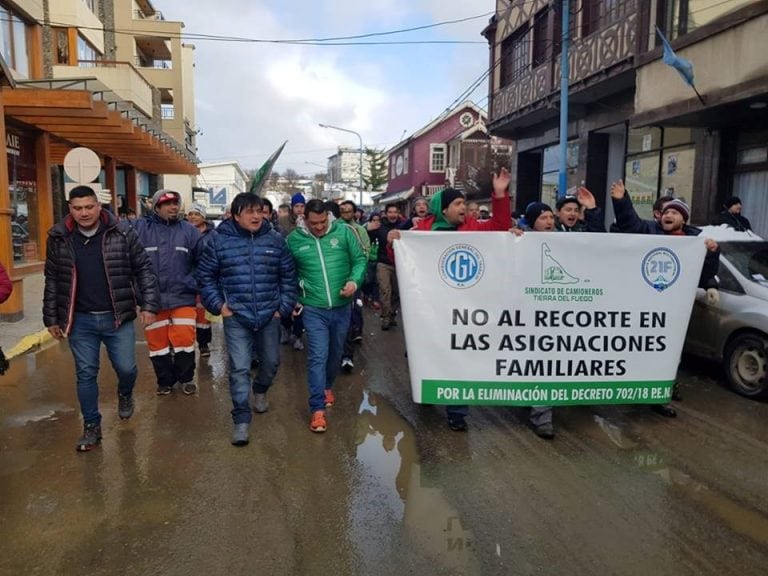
top-left (558, 0), bottom-right (570, 199)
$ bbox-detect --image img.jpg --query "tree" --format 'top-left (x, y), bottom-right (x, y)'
top-left (363, 147), bottom-right (388, 191)
top-left (283, 168), bottom-right (300, 192)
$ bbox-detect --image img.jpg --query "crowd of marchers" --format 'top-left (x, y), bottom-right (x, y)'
top-left (44, 169), bottom-right (749, 451)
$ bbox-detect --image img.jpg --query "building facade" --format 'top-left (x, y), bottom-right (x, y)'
top-left (0, 0), bottom-right (198, 321)
top-left (196, 161), bottom-right (247, 218)
top-left (378, 101), bottom-right (511, 212)
top-left (327, 146), bottom-right (371, 189)
top-left (484, 0), bottom-right (767, 237)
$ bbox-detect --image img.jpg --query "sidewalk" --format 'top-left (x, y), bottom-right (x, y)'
top-left (0, 273), bottom-right (52, 358)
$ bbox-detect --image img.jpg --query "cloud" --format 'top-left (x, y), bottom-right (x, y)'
top-left (159, 0), bottom-right (490, 174)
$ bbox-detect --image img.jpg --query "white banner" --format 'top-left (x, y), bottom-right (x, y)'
top-left (394, 232), bottom-right (706, 406)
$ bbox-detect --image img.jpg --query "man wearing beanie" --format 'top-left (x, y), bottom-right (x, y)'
top-left (713, 196), bottom-right (751, 232)
top-left (387, 168), bottom-right (513, 432)
top-left (610, 179), bottom-right (720, 417)
top-left (187, 203), bottom-right (217, 357)
top-left (277, 193), bottom-right (306, 238)
top-left (134, 189), bottom-right (203, 395)
top-left (524, 202), bottom-right (555, 231)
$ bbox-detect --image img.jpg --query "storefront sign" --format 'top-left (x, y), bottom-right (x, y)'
top-left (6, 132), bottom-right (20, 156)
top-left (394, 232), bottom-right (705, 406)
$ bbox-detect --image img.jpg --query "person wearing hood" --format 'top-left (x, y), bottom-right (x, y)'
top-left (134, 189), bottom-right (202, 396)
top-left (197, 193), bottom-right (297, 446)
top-left (387, 168), bottom-right (513, 432)
top-left (187, 203), bottom-right (217, 357)
top-left (712, 196), bottom-right (751, 232)
top-left (44, 185), bottom-right (159, 452)
top-left (286, 199), bottom-right (368, 433)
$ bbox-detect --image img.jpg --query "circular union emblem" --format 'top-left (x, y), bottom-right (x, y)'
top-left (641, 247), bottom-right (681, 292)
top-left (330, 238), bottom-right (339, 248)
top-left (438, 244), bottom-right (485, 289)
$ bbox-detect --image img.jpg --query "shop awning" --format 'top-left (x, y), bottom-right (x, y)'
top-left (373, 186), bottom-right (414, 204)
top-left (2, 83), bottom-right (198, 175)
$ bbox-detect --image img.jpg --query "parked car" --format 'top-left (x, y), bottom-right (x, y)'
top-left (684, 225), bottom-right (768, 399)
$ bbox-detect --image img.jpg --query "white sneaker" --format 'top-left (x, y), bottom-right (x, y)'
top-left (341, 357), bottom-right (354, 372)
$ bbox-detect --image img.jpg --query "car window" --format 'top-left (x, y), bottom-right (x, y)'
top-left (717, 263), bottom-right (744, 294)
top-left (720, 241), bottom-right (768, 288)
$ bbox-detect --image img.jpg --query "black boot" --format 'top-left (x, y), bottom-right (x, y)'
top-left (651, 404), bottom-right (677, 418)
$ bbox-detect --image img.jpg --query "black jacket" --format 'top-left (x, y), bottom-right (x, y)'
top-left (44, 210), bottom-right (160, 334)
top-left (712, 210), bottom-right (751, 232)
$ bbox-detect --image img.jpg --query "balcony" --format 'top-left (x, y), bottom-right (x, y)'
top-left (490, 9), bottom-right (640, 128)
top-left (133, 10), bottom-right (165, 20)
top-left (52, 61), bottom-right (154, 117)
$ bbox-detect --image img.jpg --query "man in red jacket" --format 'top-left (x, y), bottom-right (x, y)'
top-left (387, 168), bottom-right (512, 431)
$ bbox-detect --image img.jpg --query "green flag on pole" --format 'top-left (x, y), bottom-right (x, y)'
top-left (248, 140), bottom-right (287, 195)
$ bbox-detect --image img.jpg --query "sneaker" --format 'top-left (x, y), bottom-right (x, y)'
top-left (341, 357), bottom-right (354, 373)
top-left (293, 337), bottom-right (304, 351)
top-left (324, 389), bottom-right (336, 408)
top-left (118, 393), bottom-right (134, 420)
top-left (199, 345), bottom-right (211, 357)
top-left (231, 422), bottom-right (249, 446)
top-left (447, 414), bottom-right (467, 432)
top-left (252, 392), bottom-right (269, 414)
top-left (381, 319), bottom-right (390, 331)
top-left (372, 301), bottom-right (381, 311)
top-left (310, 410), bottom-right (327, 433)
top-left (533, 422), bottom-right (555, 440)
top-left (156, 385), bottom-right (172, 396)
top-left (182, 381), bottom-right (197, 395)
top-left (76, 423), bottom-right (102, 452)
top-left (352, 334), bottom-right (363, 343)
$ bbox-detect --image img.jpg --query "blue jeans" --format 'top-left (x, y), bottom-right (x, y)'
top-left (223, 315), bottom-right (280, 424)
top-left (68, 313), bottom-right (138, 426)
top-left (303, 304), bottom-right (351, 413)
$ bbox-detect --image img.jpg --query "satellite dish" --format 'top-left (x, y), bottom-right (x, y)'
top-left (63, 147), bottom-right (101, 183)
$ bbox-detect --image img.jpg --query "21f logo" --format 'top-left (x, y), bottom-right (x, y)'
top-left (641, 247), bottom-right (681, 292)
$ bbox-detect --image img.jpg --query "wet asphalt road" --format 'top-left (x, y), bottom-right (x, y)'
top-left (1, 311), bottom-right (767, 576)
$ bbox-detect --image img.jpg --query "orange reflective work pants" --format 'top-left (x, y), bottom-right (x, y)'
top-left (144, 306), bottom-right (197, 357)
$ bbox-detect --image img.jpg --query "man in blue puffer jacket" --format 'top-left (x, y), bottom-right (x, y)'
top-left (197, 193), bottom-right (297, 446)
top-left (134, 189), bottom-right (202, 396)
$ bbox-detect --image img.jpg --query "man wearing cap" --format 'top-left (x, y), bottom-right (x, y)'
top-left (611, 180), bottom-right (720, 417)
top-left (134, 190), bottom-right (202, 395)
top-left (187, 203), bottom-right (216, 357)
top-left (387, 168), bottom-right (513, 432)
top-left (44, 185), bottom-right (159, 452)
top-left (713, 196), bottom-right (751, 232)
top-left (554, 191), bottom-right (606, 233)
top-left (478, 205), bottom-right (490, 221)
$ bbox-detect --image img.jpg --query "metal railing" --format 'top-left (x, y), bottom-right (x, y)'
top-left (133, 56), bottom-right (173, 70)
top-left (161, 107), bottom-right (175, 120)
top-left (133, 10), bottom-right (165, 20)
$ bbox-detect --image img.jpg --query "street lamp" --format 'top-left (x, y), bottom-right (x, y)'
top-left (319, 123), bottom-right (363, 207)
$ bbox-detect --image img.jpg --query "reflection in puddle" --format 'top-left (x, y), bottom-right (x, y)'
top-left (351, 390), bottom-right (478, 573)
top-left (592, 413), bottom-right (768, 547)
top-left (3, 404), bottom-right (72, 428)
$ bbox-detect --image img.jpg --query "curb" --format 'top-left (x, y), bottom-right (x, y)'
top-left (6, 329), bottom-right (54, 359)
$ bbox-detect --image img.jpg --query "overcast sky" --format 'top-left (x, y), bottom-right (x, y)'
top-left (158, 0), bottom-right (493, 177)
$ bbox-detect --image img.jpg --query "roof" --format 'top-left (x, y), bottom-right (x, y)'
top-left (698, 225), bottom-right (765, 242)
top-left (386, 100), bottom-right (487, 155)
top-left (373, 186), bottom-right (414, 204)
top-left (4, 81), bottom-right (197, 175)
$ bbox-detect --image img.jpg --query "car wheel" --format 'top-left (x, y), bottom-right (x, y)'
top-left (724, 333), bottom-right (768, 399)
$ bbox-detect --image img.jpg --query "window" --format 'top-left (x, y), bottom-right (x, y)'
top-left (390, 157), bottom-right (396, 179)
top-left (541, 142), bottom-right (580, 207)
top-left (161, 104), bottom-right (175, 119)
top-left (624, 127), bottom-right (695, 220)
top-left (77, 34), bottom-right (101, 67)
top-left (662, 0), bottom-right (753, 39)
top-left (403, 148), bottom-right (409, 175)
top-left (583, 0), bottom-right (636, 37)
top-left (430, 144), bottom-right (447, 173)
top-left (53, 28), bottom-right (70, 65)
top-left (532, 9), bottom-right (549, 67)
top-left (500, 25), bottom-right (530, 87)
top-left (553, 2), bottom-right (579, 56)
top-left (0, 7), bottom-right (29, 76)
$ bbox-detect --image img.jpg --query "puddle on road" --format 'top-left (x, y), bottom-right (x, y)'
top-left (3, 403), bottom-right (72, 428)
top-left (350, 390), bottom-right (479, 573)
top-left (591, 413), bottom-right (768, 547)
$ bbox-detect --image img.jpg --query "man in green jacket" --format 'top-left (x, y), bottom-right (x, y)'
top-left (286, 199), bottom-right (367, 433)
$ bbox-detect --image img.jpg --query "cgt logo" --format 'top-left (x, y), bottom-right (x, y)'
top-left (641, 247), bottom-right (681, 292)
top-left (438, 244), bottom-right (485, 289)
